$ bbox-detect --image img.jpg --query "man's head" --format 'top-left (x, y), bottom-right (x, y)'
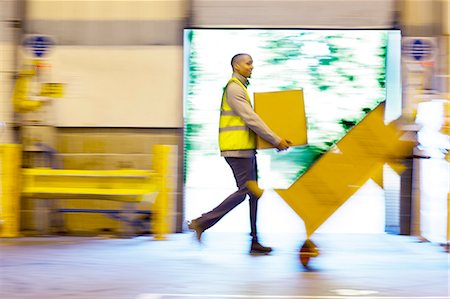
top-left (231, 53), bottom-right (253, 78)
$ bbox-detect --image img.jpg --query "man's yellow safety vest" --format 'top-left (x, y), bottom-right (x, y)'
top-left (219, 78), bottom-right (256, 151)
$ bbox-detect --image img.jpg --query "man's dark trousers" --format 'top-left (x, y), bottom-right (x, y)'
top-left (196, 156), bottom-right (259, 238)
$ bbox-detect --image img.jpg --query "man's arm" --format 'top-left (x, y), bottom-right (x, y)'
top-left (226, 82), bottom-right (282, 147)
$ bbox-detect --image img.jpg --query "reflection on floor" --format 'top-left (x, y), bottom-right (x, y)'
top-left (0, 232), bottom-right (448, 299)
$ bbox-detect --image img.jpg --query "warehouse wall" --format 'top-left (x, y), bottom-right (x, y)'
top-left (15, 0), bottom-right (187, 233)
top-left (1, 0), bottom-right (448, 235)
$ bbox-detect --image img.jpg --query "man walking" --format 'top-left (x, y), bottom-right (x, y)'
top-left (188, 53), bottom-right (291, 254)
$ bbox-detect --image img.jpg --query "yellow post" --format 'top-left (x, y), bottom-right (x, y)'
top-left (152, 145), bottom-right (171, 240)
top-left (0, 144), bottom-right (22, 237)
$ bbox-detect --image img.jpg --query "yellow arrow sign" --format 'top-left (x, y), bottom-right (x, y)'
top-left (273, 103), bottom-right (414, 238)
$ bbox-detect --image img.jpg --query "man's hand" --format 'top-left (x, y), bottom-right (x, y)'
top-left (276, 138), bottom-right (292, 151)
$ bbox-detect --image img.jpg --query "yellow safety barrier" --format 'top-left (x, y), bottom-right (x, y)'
top-left (0, 144), bottom-right (22, 238)
top-left (22, 169), bottom-right (159, 198)
top-left (21, 144), bottom-right (173, 239)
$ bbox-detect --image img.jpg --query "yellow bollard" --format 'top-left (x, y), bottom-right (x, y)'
top-left (152, 145), bottom-right (172, 240)
top-left (0, 144), bottom-right (22, 238)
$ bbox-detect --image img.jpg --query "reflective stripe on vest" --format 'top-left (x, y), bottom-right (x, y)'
top-left (219, 78), bottom-right (256, 151)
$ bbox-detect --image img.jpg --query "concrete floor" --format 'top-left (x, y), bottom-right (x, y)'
top-left (0, 232), bottom-right (448, 299)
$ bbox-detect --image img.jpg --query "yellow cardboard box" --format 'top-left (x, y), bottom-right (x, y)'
top-left (254, 90), bottom-right (307, 149)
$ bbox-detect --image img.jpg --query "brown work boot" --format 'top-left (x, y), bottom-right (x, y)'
top-left (187, 219), bottom-right (204, 242)
top-left (250, 239), bottom-right (272, 254)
